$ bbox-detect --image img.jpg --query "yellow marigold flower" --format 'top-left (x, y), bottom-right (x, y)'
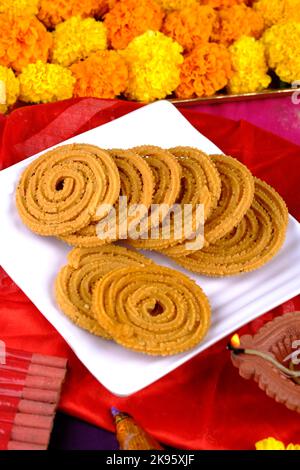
top-left (121, 30), bottom-right (183, 102)
top-left (256, 438), bottom-right (286, 450)
top-left (162, 4), bottom-right (217, 52)
top-left (286, 444), bottom-right (300, 450)
top-left (262, 22), bottom-right (300, 83)
top-left (256, 437), bottom-right (300, 450)
top-left (38, 0), bottom-right (109, 29)
top-left (70, 50), bottom-right (128, 99)
top-left (212, 4), bottom-right (264, 46)
top-left (0, 14), bottom-right (52, 73)
top-left (228, 36), bottom-right (271, 93)
top-left (104, 0), bottom-right (164, 50)
top-left (253, 0), bottom-right (300, 28)
top-left (156, 0), bottom-right (197, 10)
top-left (51, 17), bottom-right (107, 67)
top-left (0, 0), bottom-right (39, 15)
top-left (0, 66), bottom-right (19, 114)
top-left (19, 61), bottom-right (75, 103)
top-left (176, 42), bottom-right (233, 99)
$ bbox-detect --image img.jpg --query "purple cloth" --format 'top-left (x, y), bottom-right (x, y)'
top-left (50, 413), bottom-right (118, 450)
top-left (50, 94), bottom-right (299, 450)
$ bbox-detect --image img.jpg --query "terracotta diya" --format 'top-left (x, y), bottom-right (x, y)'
top-left (229, 311), bottom-right (300, 413)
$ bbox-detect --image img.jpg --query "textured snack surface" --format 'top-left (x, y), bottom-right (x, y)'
top-left (129, 145), bottom-right (182, 250)
top-left (174, 178), bottom-right (288, 276)
top-left (160, 146), bottom-right (221, 257)
top-left (16, 144), bottom-right (120, 237)
top-left (92, 265), bottom-right (211, 355)
top-left (204, 154), bottom-right (255, 244)
top-left (61, 148), bottom-right (154, 246)
top-left (55, 245), bottom-right (153, 337)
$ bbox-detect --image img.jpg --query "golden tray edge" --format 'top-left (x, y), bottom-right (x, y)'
top-left (170, 88), bottom-right (295, 106)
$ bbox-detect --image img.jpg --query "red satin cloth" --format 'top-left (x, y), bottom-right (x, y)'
top-left (1, 98), bottom-right (300, 450)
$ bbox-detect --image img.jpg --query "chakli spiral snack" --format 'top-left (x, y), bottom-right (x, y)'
top-left (108, 149), bottom-right (154, 239)
top-left (170, 147), bottom-right (221, 219)
top-left (159, 146), bottom-right (221, 257)
top-left (110, 149), bottom-right (154, 207)
top-left (92, 265), bottom-right (211, 355)
top-left (172, 179), bottom-right (288, 276)
top-left (204, 154), bottom-right (255, 244)
top-left (61, 149), bottom-right (154, 246)
top-left (133, 145), bottom-right (182, 209)
top-left (16, 144), bottom-right (120, 237)
top-left (59, 222), bottom-right (105, 248)
top-left (129, 145), bottom-right (182, 249)
top-left (55, 245), bottom-right (153, 337)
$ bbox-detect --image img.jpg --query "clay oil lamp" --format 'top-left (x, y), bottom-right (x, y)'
top-left (227, 312), bottom-right (300, 413)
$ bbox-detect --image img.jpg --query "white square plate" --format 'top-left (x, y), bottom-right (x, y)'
top-left (1, 101), bottom-right (300, 396)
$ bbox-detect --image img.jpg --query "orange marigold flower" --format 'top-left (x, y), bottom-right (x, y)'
top-left (0, 14), bottom-right (52, 73)
top-left (212, 4), bottom-right (264, 46)
top-left (107, 0), bottom-right (119, 7)
top-left (176, 42), bottom-right (233, 99)
top-left (162, 4), bottom-right (217, 52)
top-left (104, 0), bottom-right (164, 50)
top-left (38, 0), bottom-right (109, 29)
top-left (200, 0), bottom-right (248, 8)
top-left (156, 0), bottom-right (198, 10)
top-left (70, 50), bottom-right (128, 99)
top-left (253, 0), bottom-right (300, 28)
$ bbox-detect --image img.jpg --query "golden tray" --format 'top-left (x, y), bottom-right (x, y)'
top-left (170, 87), bottom-right (295, 106)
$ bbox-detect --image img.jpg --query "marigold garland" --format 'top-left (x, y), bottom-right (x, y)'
top-left (1, 0), bottom-right (298, 107)
top-left (256, 438), bottom-right (300, 451)
top-left (38, 0), bottom-right (109, 29)
top-left (0, 66), bottom-right (19, 114)
top-left (201, 0), bottom-right (248, 7)
top-left (228, 36), bottom-right (271, 93)
top-left (0, 0), bottom-right (39, 15)
top-left (0, 14), bottom-right (52, 73)
top-left (162, 4), bottom-right (217, 51)
top-left (51, 17), bottom-right (107, 67)
top-left (262, 22), bottom-right (300, 84)
top-left (176, 42), bottom-right (233, 99)
top-left (120, 31), bottom-right (183, 102)
top-left (156, 0), bottom-right (197, 10)
top-left (104, 0), bottom-right (164, 50)
top-left (212, 4), bottom-right (264, 46)
top-left (19, 61), bottom-right (75, 103)
top-left (71, 50), bottom-right (128, 99)
top-left (107, 0), bottom-right (118, 7)
top-left (253, 0), bottom-right (300, 28)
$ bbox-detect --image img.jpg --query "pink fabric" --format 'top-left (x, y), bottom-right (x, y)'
top-left (180, 96), bottom-right (300, 146)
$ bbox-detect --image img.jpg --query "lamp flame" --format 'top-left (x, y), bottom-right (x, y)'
top-left (230, 334), bottom-right (241, 349)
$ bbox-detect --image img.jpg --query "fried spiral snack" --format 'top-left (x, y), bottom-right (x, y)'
top-left (110, 149), bottom-right (154, 207)
top-left (61, 149), bottom-right (154, 246)
top-left (55, 245), bottom-right (153, 337)
top-left (59, 221), bottom-right (106, 248)
top-left (16, 144), bottom-right (120, 237)
top-left (133, 146), bottom-right (182, 208)
top-left (129, 145), bottom-right (182, 249)
top-left (171, 147), bottom-right (221, 218)
top-left (108, 148), bottom-right (154, 239)
top-left (204, 154), bottom-right (255, 244)
top-left (92, 265), bottom-right (211, 355)
top-left (160, 146), bottom-right (221, 257)
top-left (173, 179), bottom-right (288, 276)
